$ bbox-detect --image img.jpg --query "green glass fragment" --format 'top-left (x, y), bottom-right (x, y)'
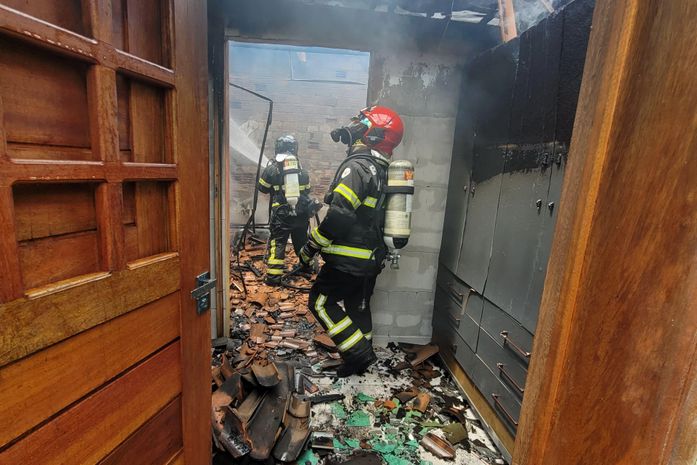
top-left (384, 454), bottom-right (411, 465)
top-left (346, 410), bottom-right (371, 427)
top-left (333, 438), bottom-right (348, 450)
top-left (356, 392), bottom-right (376, 402)
top-left (370, 441), bottom-right (397, 454)
top-left (345, 438), bottom-right (360, 449)
top-left (297, 450), bottom-right (319, 465)
top-left (331, 402), bottom-right (348, 419)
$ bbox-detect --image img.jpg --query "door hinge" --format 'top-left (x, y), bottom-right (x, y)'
top-left (191, 271), bottom-right (216, 315)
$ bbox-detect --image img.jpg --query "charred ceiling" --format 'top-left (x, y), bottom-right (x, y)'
top-left (222, 0), bottom-right (499, 55)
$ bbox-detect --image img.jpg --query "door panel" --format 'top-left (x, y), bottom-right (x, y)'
top-left (0, 1), bottom-right (209, 464)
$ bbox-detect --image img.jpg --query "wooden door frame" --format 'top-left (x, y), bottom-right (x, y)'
top-left (173, 0), bottom-right (211, 463)
top-left (513, 1), bottom-right (697, 463)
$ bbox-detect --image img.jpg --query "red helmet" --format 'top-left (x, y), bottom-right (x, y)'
top-left (360, 106), bottom-right (404, 155)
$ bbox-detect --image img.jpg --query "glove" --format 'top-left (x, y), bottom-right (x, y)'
top-left (299, 239), bottom-right (320, 268)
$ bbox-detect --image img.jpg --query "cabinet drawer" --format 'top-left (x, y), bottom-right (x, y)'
top-left (434, 284), bottom-right (464, 327)
top-left (479, 299), bottom-right (534, 364)
top-left (471, 355), bottom-right (521, 435)
top-left (436, 264), bottom-right (470, 307)
top-left (476, 328), bottom-right (527, 399)
top-left (433, 313), bottom-right (477, 374)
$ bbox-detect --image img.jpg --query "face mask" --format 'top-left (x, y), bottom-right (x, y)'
top-left (330, 115), bottom-right (371, 146)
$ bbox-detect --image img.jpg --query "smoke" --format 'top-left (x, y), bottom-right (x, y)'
top-left (513, 0), bottom-right (573, 34)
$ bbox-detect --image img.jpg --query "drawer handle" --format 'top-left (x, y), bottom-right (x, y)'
top-left (492, 393), bottom-right (519, 428)
top-left (497, 363), bottom-right (524, 396)
top-left (500, 330), bottom-right (531, 360)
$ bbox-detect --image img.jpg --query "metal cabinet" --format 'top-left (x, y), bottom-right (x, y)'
top-left (456, 145), bottom-right (505, 292)
top-left (439, 109), bottom-right (475, 274)
top-left (485, 147), bottom-right (552, 323)
top-left (434, 0), bottom-right (593, 445)
top-left (434, 265), bottom-right (483, 352)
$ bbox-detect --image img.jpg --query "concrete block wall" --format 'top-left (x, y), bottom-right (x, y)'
top-left (368, 50), bottom-right (464, 345)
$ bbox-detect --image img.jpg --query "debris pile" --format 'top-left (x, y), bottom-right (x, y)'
top-left (213, 240), bottom-right (506, 464)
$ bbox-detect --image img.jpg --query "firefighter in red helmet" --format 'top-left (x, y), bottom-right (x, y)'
top-left (299, 106), bottom-right (405, 377)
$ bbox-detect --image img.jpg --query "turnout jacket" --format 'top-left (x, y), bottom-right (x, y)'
top-left (311, 146), bottom-right (389, 276)
top-left (257, 160), bottom-right (312, 215)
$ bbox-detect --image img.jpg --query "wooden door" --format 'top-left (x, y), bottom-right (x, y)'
top-left (0, 1), bottom-right (210, 465)
top-left (513, 1), bottom-right (697, 464)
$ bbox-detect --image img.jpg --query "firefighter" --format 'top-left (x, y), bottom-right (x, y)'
top-left (258, 135), bottom-right (312, 285)
top-left (299, 106), bottom-right (405, 377)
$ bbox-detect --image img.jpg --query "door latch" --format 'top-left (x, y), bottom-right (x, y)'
top-left (191, 271), bottom-right (216, 315)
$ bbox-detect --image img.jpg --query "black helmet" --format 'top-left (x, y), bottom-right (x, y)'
top-left (275, 135), bottom-right (298, 156)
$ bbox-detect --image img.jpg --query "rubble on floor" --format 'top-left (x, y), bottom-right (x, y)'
top-left (212, 241), bottom-right (505, 464)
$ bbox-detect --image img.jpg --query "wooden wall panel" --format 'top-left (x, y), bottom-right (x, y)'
top-left (116, 74), bottom-right (132, 161)
top-left (130, 81), bottom-right (166, 163)
top-left (98, 397), bottom-right (183, 465)
top-left (0, 36), bottom-right (92, 155)
top-left (120, 182), bottom-right (172, 262)
top-left (13, 183), bottom-right (97, 241)
top-left (18, 230), bottom-right (101, 289)
top-left (134, 182), bottom-right (170, 258)
top-left (0, 292), bottom-right (180, 447)
top-left (2, 0), bottom-right (86, 36)
top-left (126, 0), bottom-right (166, 66)
top-left (0, 255), bottom-right (180, 366)
top-left (111, 0), bottom-right (126, 51)
top-left (0, 342), bottom-right (182, 465)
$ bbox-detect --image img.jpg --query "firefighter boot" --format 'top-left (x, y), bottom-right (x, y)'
top-left (336, 337), bottom-right (377, 378)
top-left (265, 274), bottom-right (282, 286)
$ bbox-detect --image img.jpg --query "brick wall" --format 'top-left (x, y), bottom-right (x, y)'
top-left (229, 44), bottom-right (369, 225)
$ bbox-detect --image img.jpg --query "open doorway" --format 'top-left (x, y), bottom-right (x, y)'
top-left (221, 42), bottom-right (371, 337)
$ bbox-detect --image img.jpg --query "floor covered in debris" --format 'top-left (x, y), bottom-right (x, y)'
top-left (211, 242), bottom-right (505, 465)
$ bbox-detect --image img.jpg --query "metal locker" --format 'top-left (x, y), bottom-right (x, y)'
top-left (484, 146), bottom-right (551, 321)
top-left (439, 128), bottom-right (473, 274)
top-left (522, 145), bottom-right (567, 332)
top-left (456, 144), bottom-right (506, 292)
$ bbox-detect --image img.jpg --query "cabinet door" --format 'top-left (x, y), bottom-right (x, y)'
top-left (439, 136), bottom-right (472, 274)
top-left (485, 14), bottom-right (563, 330)
top-left (485, 149), bottom-right (550, 321)
top-left (455, 42), bottom-right (518, 291)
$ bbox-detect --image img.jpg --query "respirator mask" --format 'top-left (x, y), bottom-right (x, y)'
top-left (330, 113), bottom-right (371, 147)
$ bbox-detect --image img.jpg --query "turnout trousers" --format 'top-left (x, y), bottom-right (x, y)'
top-left (266, 206), bottom-right (309, 277)
top-left (308, 267), bottom-right (377, 352)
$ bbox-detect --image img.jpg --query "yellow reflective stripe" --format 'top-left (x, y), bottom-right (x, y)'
top-left (272, 202), bottom-right (281, 207)
top-left (334, 183), bottom-right (361, 209)
top-left (364, 331), bottom-right (373, 340)
top-left (258, 178), bottom-right (272, 188)
top-left (316, 294), bottom-right (335, 329)
top-left (268, 257), bottom-right (285, 265)
top-left (311, 228), bottom-right (331, 247)
top-left (338, 329), bottom-right (364, 352)
top-left (363, 196), bottom-right (377, 208)
top-left (267, 268), bottom-right (284, 275)
top-left (300, 184), bottom-right (311, 191)
top-left (321, 245), bottom-right (373, 260)
top-left (270, 239), bottom-right (277, 260)
top-left (328, 316), bottom-right (352, 336)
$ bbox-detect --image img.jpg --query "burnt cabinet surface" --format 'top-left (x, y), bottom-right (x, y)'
top-left (434, 0), bottom-right (593, 441)
top-left (439, 106), bottom-right (474, 274)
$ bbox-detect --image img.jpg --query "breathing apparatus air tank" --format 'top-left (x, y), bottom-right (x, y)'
top-left (282, 154), bottom-right (301, 214)
top-left (383, 159), bottom-right (414, 269)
